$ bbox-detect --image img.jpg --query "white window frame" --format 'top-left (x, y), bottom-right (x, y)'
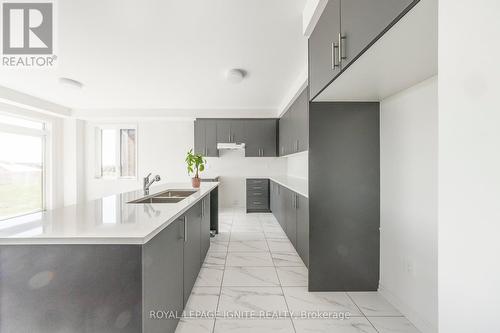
top-left (95, 124), bottom-right (138, 180)
top-left (0, 112), bottom-right (48, 218)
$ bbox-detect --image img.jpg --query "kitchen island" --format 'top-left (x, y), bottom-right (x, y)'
top-left (0, 182), bottom-right (219, 333)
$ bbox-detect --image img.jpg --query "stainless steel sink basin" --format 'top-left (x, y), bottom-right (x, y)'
top-left (155, 190), bottom-right (197, 198)
top-left (130, 197), bottom-right (185, 204)
top-left (127, 189), bottom-right (197, 204)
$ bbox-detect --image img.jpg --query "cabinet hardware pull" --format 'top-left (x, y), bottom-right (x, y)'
top-left (331, 42), bottom-right (339, 69)
top-left (339, 33), bottom-right (347, 63)
top-left (184, 216), bottom-right (187, 243)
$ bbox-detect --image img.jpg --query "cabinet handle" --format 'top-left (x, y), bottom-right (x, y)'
top-left (228, 133), bottom-right (231, 142)
top-left (296, 140), bottom-right (299, 152)
top-left (295, 194), bottom-right (298, 209)
top-left (331, 42), bottom-right (339, 69)
top-left (184, 216), bottom-right (188, 243)
top-left (261, 148), bottom-right (264, 156)
top-left (339, 33), bottom-right (347, 63)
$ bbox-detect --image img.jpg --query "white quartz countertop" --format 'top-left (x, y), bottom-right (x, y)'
top-left (269, 176), bottom-right (308, 198)
top-left (0, 182), bottom-right (218, 245)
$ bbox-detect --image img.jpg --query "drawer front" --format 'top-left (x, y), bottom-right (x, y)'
top-left (247, 199), bottom-right (269, 211)
top-left (247, 178), bottom-right (269, 187)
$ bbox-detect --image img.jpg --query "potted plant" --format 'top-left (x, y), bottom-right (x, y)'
top-left (185, 149), bottom-right (206, 188)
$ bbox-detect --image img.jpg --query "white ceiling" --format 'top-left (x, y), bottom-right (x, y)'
top-left (0, 0), bottom-right (308, 112)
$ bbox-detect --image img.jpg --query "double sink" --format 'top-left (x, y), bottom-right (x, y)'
top-left (128, 189), bottom-right (197, 204)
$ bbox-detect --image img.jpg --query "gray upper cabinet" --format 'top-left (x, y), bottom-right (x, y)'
top-left (279, 88), bottom-right (309, 156)
top-left (245, 119), bottom-right (277, 157)
top-left (231, 120), bottom-right (245, 143)
top-left (309, 0), bottom-right (341, 99)
top-left (195, 118), bottom-right (278, 157)
top-left (340, 0), bottom-right (415, 69)
top-left (194, 119), bottom-right (218, 157)
top-left (309, 0), bottom-right (418, 100)
top-left (291, 89), bottom-right (309, 153)
top-left (278, 112), bottom-right (288, 156)
top-left (216, 119), bottom-right (232, 143)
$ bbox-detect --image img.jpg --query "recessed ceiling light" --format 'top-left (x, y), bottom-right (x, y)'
top-left (59, 77), bottom-right (84, 89)
top-left (226, 69), bottom-right (246, 84)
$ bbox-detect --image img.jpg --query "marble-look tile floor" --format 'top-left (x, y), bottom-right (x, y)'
top-left (176, 208), bottom-right (421, 333)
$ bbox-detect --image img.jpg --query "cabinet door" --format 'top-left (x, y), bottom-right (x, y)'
top-left (205, 120), bottom-right (219, 157)
top-left (278, 185), bottom-right (287, 231)
top-left (296, 194), bottom-right (309, 268)
top-left (216, 119), bottom-right (232, 143)
top-left (142, 219), bottom-right (184, 333)
top-left (243, 120), bottom-right (261, 157)
top-left (270, 182), bottom-right (276, 215)
top-left (279, 116), bottom-right (286, 156)
top-left (340, 0), bottom-right (415, 68)
top-left (279, 111), bottom-right (292, 156)
top-left (183, 202), bottom-right (202, 304)
top-left (292, 89), bottom-right (309, 153)
top-left (200, 196), bottom-right (211, 262)
top-left (308, 0), bottom-right (341, 99)
top-left (260, 119), bottom-right (277, 157)
top-left (285, 191), bottom-right (297, 247)
top-left (194, 120), bottom-right (205, 155)
top-left (231, 120), bottom-right (245, 143)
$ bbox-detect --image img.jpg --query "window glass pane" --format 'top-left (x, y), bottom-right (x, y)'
top-left (0, 132), bottom-right (43, 220)
top-left (0, 114), bottom-right (44, 130)
top-left (101, 129), bottom-right (118, 177)
top-left (120, 129), bottom-right (136, 177)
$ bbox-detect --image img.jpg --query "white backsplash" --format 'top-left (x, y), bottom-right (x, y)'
top-left (205, 149), bottom-right (286, 208)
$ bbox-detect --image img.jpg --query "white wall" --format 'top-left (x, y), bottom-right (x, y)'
top-left (285, 151), bottom-right (308, 179)
top-left (205, 150), bottom-right (285, 208)
top-left (439, 1), bottom-right (500, 332)
top-left (379, 76), bottom-right (438, 333)
top-left (85, 120), bottom-right (286, 207)
top-left (85, 120), bottom-right (194, 200)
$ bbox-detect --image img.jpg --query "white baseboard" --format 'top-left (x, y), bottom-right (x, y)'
top-left (378, 284), bottom-right (437, 333)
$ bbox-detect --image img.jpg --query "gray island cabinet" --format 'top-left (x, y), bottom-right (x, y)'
top-left (0, 182), bottom-right (219, 333)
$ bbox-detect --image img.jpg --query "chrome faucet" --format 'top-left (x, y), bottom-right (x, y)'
top-left (143, 173), bottom-right (161, 195)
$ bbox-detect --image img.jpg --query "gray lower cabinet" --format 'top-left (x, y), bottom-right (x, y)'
top-left (194, 119), bottom-right (218, 157)
top-left (296, 194), bottom-right (309, 268)
top-left (246, 178), bottom-right (270, 212)
top-left (143, 220), bottom-right (184, 333)
top-left (183, 201), bottom-right (202, 304)
top-left (270, 180), bottom-right (309, 268)
top-left (309, 0), bottom-right (418, 100)
top-left (284, 188), bottom-right (297, 247)
top-left (200, 194), bottom-right (211, 262)
top-left (278, 184), bottom-right (288, 231)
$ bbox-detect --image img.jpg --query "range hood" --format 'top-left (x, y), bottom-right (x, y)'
top-left (217, 142), bottom-right (246, 150)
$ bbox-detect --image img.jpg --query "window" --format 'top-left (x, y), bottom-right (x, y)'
top-left (95, 125), bottom-right (137, 178)
top-left (0, 114), bottom-right (46, 220)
